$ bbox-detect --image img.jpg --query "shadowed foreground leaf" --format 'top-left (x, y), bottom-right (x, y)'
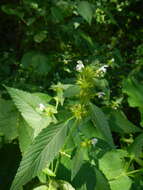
top-left (90, 103), bottom-right (115, 148)
top-left (10, 120), bottom-right (70, 190)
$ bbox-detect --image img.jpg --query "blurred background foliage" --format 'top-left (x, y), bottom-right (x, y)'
top-left (0, 0), bottom-right (143, 189)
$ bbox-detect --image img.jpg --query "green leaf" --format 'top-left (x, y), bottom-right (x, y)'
top-left (94, 168), bottom-right (110, 190)
top-left (56, 151), bottom-right (71, 182)
top-left (123, 77), bottom-right (143, 126)
top-left (71, 146), bottom-right (88, 180)
top-left (59, 180), bottom-right (75, 190)
top-left (78, 184), bottom-right (87, 190)
top-left (99, 150), bottom-right (132, 190)
top-left (106, 109), bottom-right (141, 134)
top-left (21, 51), bottom-right (51, 74)
top-left (123, 77), bottom-right (143, 108)
top-left (42, 167), bottom-right (56, 177)
top-left (89, 103), bottom-right (114, 148)
top-left (64, 85), bottom-right (80, 98)
top-left (0, 99), bottom-right (18, 141)
top-left (6, 87), bottom-right (52, 138)
top-left (128, 133), bottom-right (143, 158)
top-left (10, 121), bottom-right (69, 190)
top-left (109, 176), bottom-right (132, 190)
top-left (38, 165), bottom-right (56, 183)
top-left (33, 92), bottom-right (52, 103)
top-left (130, 176), bottom-right (143, 190)
top-left (33, 185), bottom-right (48, 190)
top-left (18, 117), bottom-right (33, 154)
top-left (99, 150), bottom-right (128, 179)
top-left (77, 1), bottom-right (93, 24)
top-left (79, 119), bottom-right (106, 140)
top-left (63, 120), bottom-right (81, 150)
top-left (48, 180), bottom-right (59, 190)
top-left (37, 171), bottom-right (47, 184)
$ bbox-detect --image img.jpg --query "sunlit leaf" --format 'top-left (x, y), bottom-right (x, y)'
top-left (6, 87), bottom-right (52, 137)
top-left (99, 150), bottom-right (132, 190)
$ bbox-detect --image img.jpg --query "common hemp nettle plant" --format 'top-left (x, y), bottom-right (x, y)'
top-left (0, 63), bottom-right (141, 190)
top-left (0, 0), bottom-right (143, 189)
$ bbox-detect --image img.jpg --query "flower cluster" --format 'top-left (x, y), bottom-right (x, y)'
top-left (70, 103), bottom-right (87, 120)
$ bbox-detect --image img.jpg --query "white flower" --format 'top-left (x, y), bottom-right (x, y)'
top-left (76, 60), bottom-right (84, 72)
top-left (98, 65), bottom-right (108, 73)
top-left (97, 92), bottom-right (105, 98)
top-left (111, 58), bottom-right (115, 62)
top-left (39, 103), bottom-right (45, 111)
top-left (91, 138), bottom-right (98, 146)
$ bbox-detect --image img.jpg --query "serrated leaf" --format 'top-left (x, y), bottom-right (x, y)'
top-left (10, 120), bottom-right (69, 190)
top-left (6, 87), bottom-right (52, 138)
top-left (89, 103), bottom-right (114, 148)
top-left (77, 1), bottom-right (93, 24)
top-left (0, 99), bottom-right (18, 141)
top-left (99, 150), bottom-right (132, 190)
